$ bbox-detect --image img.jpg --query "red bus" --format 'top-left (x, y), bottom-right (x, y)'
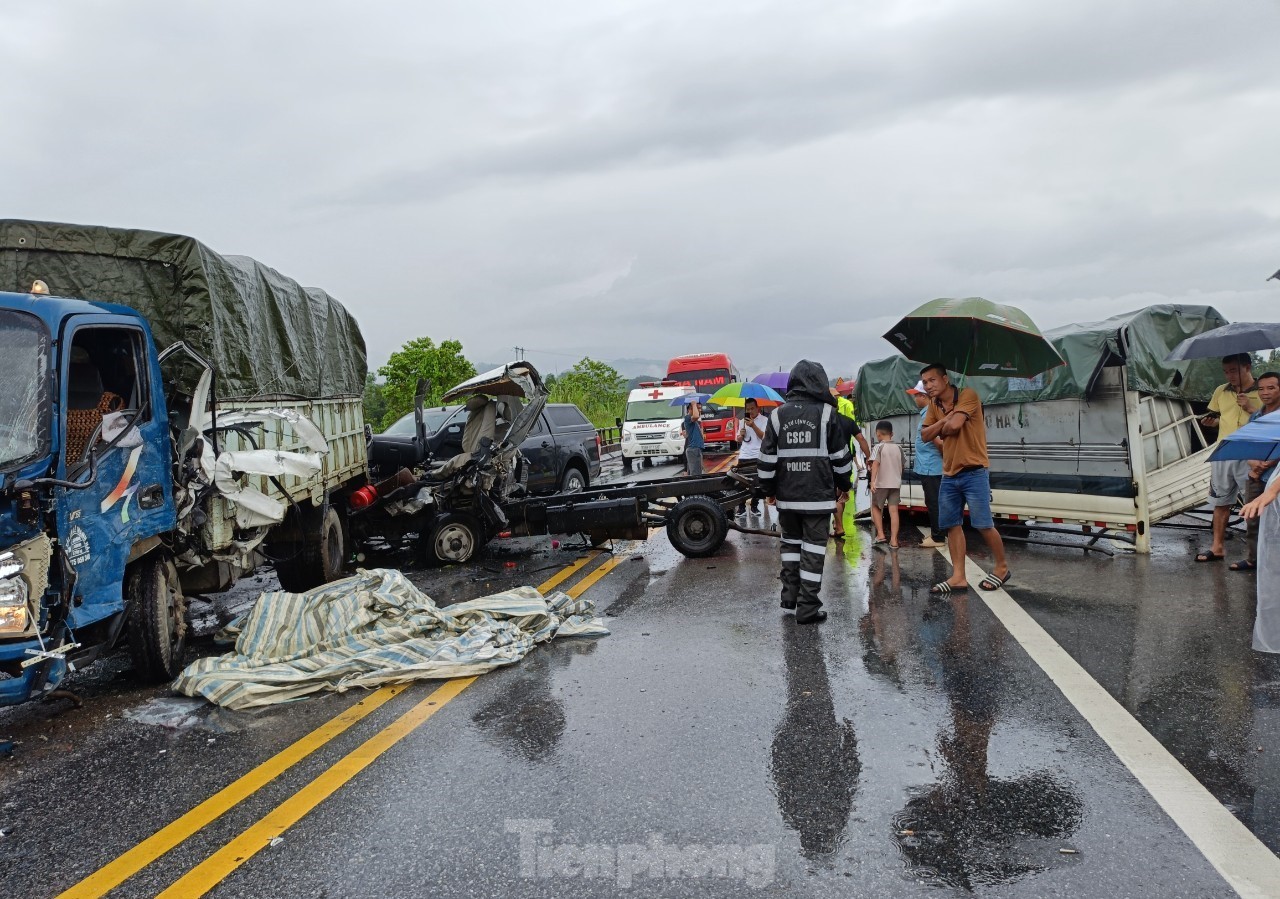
top-left (665, 353), bottom-right (742, 449)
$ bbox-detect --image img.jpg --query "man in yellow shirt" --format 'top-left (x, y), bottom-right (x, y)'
top-left (1197, 353), bottom-right (1260, 562)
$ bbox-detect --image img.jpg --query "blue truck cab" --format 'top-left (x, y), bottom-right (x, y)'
top-left (0, 288), bottom-right (183, 704)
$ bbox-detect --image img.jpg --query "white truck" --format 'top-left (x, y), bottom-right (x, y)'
top-left (856, 305), bottom-right (1230, 553)
top-left (617, 382), bottom-right (695, 470)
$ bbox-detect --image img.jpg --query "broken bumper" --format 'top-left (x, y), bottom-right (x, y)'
top-left (0, 639), bottom-right (62, 705)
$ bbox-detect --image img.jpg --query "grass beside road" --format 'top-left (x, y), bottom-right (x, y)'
top-left (548, 381), bottom-right (623, 430)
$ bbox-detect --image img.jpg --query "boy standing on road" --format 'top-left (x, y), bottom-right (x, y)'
top-left (683, 401), bottom-right (705, 476)
top-left (1199, 353), bottom-right (1260, 563)
top-left (869, 421), bottom-right (903, 548)
top-left (919, 363), bottom-right (1010, 595)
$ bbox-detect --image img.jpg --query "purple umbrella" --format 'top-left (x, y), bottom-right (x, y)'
top-left (752, 372), bottom-right (790, 391)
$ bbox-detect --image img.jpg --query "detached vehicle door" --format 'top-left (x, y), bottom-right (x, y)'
top-left (56, 315), bottom-right (175, 627)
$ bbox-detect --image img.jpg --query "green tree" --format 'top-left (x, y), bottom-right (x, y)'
top-left (549, 357), bottom-right (627, 428)
top-left (377, 337), bottom-right (476, 429)
top-left (362, 373), bottom-right (388, 430)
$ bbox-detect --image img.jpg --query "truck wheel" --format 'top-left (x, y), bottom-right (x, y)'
top-left (127, 553), bottom-right (187, 682)
top-left (666, 495), bottom-right (729, 558)
top-left (424, 513), bottom-right (485, 565)
top-left (642, 457), bottom-right (653, 468)
top-left (561, 466), bottom-right (587, 494)
top-left (276, 506), bottom-right (345, 592)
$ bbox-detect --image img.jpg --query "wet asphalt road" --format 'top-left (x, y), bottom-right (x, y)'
top-left (1, 453), bottom-right (1278, 898)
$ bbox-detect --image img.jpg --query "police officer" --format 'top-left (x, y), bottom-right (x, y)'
top-left (759, 360), bottom-right (854, 624)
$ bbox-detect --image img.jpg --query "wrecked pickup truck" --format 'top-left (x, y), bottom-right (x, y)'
top-left (0, 220), bottom-right (368, 704)
top-left (354, 361), bottom-right (759, 564)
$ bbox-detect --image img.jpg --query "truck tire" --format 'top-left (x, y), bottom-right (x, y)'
top-left (666, 495), bottom-right (729, 558)
top-left (423, 513), bottom-right (485, 565)
top-left (275, 506), bottom-right (345, 592)
top-left (561, 465), bottom-right (587, 494)
top-left (127, 553), bottom-right (187, 682)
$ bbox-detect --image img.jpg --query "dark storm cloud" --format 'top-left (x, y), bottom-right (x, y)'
top-left (2, 0), bottom-right (1278, 379)
top-left (337, 1), bottom-right (1277, 207)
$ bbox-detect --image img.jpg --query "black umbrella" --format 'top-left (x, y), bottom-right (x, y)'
top-left (1165, 321), bottom-right (1280, 362)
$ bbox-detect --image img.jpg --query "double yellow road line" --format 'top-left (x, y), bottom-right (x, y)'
top-left (60, 550), bottom-right (626, 899)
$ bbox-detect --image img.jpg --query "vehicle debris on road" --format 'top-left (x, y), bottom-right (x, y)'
top-left (172, 568), bottom-right (608, 709)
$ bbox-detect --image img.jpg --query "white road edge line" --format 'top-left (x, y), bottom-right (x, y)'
top-left (929, 534), bottom-right (1280, 899)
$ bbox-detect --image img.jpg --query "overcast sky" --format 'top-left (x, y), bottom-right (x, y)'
top-left (4, 0), bottom-right (1279, 380)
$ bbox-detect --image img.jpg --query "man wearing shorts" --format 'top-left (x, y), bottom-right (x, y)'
top-left (919, 363), bottom-right (1010, 595)
top-left (1198, 353), bottom-right (1260, 563)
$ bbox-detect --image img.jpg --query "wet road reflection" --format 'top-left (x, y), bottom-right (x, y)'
top-left (770, 623), bottom-right (861, 859)
top-left (869, 579), bottom-right (1084, 890)
top-left (471, 641), bottom-right (598, 762)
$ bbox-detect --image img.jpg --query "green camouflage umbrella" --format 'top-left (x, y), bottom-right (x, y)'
top-left (882, 297), bottom-right (1065, 378)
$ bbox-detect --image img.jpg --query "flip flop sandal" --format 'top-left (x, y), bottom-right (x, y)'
top-left (929, 582), bottom-right (968, 595)
top-left (1195, 551), bottom-right (1224, 562)
top-left (1229, 560), bottom-right (1257, 572)
top-left (979, 571), bottom-right (1013, 591)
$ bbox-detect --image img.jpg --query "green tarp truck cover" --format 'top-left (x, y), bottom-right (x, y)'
top-left (0, 220), bottom-right (366, 399)
top-left (856, 304), bottom-right (1229, 419)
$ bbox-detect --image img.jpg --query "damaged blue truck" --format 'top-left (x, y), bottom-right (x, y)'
top-left (0, 220), bottom-right (753, 707)
top-left (0, 221), bottom-right (369, 705)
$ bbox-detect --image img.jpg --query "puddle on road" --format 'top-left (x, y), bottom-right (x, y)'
top-left (123, 696), bottom-right (263, 734)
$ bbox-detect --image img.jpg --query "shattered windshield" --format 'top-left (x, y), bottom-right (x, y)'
top-left (383, 406), bottom-right (460, 437)
top-left (625, 400), bottom-right (682, 422)
top-left (0, 311), bottom-right (51, 471)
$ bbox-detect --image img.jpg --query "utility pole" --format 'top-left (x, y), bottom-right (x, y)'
top-left (514, 346), bottom-right (525, 361)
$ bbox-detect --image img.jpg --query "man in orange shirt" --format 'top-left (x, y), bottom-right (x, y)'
top-left (919, 363), bottom-right (1010, 595)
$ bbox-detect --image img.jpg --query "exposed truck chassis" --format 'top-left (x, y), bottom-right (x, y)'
top-left (353, 466), bottom-right (768, 564)
top-left (503, 469), bottom-right (769, 557)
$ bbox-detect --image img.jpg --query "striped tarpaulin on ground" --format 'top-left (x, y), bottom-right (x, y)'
top-left (172, 568), bottom-right (608, 710)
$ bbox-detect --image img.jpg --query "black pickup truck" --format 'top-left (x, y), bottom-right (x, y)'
top-left (370, 403), bottom-right (602, 493)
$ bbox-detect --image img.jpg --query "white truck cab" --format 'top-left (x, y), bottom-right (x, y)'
top-left (620, 382), bottom-right (695, 469)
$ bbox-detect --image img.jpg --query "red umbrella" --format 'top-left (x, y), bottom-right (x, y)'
top-left (834, 380), bottom-right (856, 397)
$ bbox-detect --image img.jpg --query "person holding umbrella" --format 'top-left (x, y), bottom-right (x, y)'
top-left (1232, 371), bottom-right (1280, 571)
top-left (919, 364), bottom-right (1011, 594)
top-left (706, 381), bottom-right (785, 512)
top-left (1197, 353), bottom-right (1261, 563)
top-left (882, 298), bottom-right (1064, 593)
top-left (735, 397), bottom-right (768, 515)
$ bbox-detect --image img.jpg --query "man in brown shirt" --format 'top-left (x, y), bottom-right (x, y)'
top-left (919, 363), bottom-right (1010, 595)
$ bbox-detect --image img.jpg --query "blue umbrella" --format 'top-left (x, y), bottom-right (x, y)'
top-left (752, 372), bottom-right (790, 391)
top-left (669, 393), bottom-right (711, 407)
top-left (1208, 410), bottom-right (1280, 462)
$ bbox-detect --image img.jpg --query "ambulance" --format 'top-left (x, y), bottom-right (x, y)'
top-left (618, 381), bottom-right (695, 469)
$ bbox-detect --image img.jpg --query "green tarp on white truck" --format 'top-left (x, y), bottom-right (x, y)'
top-left (857, 305), bottom-right (1229, 419)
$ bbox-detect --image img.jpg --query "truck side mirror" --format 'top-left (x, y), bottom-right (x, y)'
top-left (615, 416), bottom-right (622, 429)
top-left (414, 378), bottom-right (430, 445)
